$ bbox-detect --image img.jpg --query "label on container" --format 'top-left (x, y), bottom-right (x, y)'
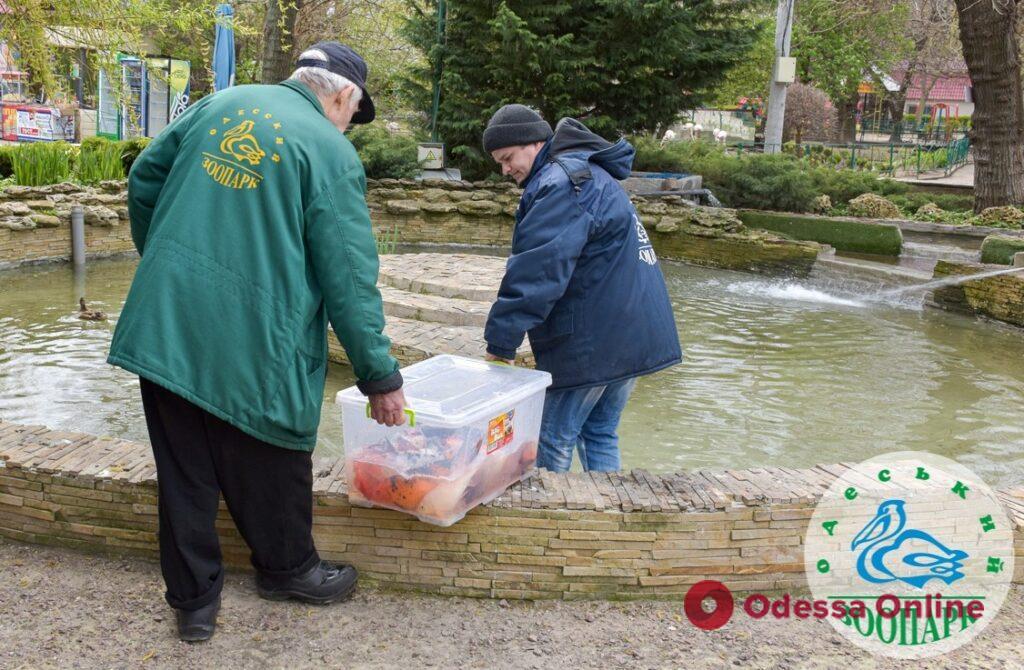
top-left (487, 410), bottom-right (515, 453)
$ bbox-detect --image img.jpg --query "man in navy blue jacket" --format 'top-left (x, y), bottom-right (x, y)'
top-left (481, 104), bottom-right (682, 472)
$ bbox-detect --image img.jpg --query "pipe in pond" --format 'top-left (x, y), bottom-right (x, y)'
top-left (71, 205), bottom-right (85, 267)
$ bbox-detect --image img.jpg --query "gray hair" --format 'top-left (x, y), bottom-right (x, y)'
top-left (289, 48), bottom-right (363, 107)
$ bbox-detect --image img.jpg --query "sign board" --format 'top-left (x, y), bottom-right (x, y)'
top-left (417, 142), bottom-right (444, 170)
top-left (14, 106), bottom-right (75, 142)
top-left (774, 56), bottom-right (796, 84)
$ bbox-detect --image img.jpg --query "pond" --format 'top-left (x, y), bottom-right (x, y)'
top-left (2, 253), bottom-right (1023, 488)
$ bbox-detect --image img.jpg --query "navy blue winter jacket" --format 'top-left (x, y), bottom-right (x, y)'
top-left (484, 118), bottom-right (682, 390)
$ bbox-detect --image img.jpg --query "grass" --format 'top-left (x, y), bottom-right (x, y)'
top-left (78, 138), bottom-right (126, 184)
top-left (11, 142), bottom-right (73, 186)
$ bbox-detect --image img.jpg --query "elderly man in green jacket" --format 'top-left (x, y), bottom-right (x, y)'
top-left (108, 42), bottom-right (406, 642)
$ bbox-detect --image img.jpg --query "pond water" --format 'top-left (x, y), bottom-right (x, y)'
top-left (2, 254), bottom-right (1023, 488)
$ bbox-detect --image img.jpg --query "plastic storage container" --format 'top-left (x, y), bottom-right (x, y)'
top-left (336, 355), bottom-right (552, 526)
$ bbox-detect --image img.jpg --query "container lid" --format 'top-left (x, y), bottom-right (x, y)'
top-left (336, 355), bottom-right (552, 426)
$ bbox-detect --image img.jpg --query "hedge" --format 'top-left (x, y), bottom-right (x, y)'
top-left (738, 210), bottom-right (903, 256)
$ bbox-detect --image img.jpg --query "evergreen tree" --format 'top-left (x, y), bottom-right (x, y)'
top-left (403, 0), bottom-right (760, 177)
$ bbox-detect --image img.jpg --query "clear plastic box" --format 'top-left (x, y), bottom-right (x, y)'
top-left (335, 355), bottom-right (552, 526)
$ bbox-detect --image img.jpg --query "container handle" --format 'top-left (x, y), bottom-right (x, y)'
top-left (365, 404), bottom-right (416, 427)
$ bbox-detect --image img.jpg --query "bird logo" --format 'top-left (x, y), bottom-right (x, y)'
top-left (202, 108), bottom-right (284, 190)
top-left (851, 499), bottom-right (968, 589)
top-left (219, 120), bottom-right (266, 166)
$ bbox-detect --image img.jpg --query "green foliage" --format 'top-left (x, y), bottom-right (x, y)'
top-left (887, 192), bottom-right (974, 213)
top-left (11, 142), bottom-right (73, 186)
top-left (794, 0), bottom-right (911, 138)
top-left (738, 210), bottom-right (903, 256)
top-left (77, 137), bottom-right (126, 184)
top-left (631, 138), bottom-right (910, 213)
top-left (120, 138), bottom-right (152, 174)
top-left (0, 145), bottom-right (17, 178)
top-left (347, 126), bottom-right (423, 179)
top-left (403, 0), bottom-right (760, 178)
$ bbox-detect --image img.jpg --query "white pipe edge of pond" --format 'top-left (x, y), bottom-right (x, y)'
top-left (71, 205), bottom-right (85, 267)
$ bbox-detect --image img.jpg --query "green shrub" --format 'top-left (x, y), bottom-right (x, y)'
top-left (11, 142), bottom-right (74, 186)
top-left (887, 191), bottom-right (974, 213)
top-left (346, 126), bottom-right (422, 179)
top-left (631, 137), bottom-right (911, 213)
top-left (120, 137), bottom-right (151, 174)
top-left (78, 137), bottom-right (126, 184)
top-left (0, 145), bottom-right (16, 178)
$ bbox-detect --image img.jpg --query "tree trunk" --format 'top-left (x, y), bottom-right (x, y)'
top-left (835, 92), bottom-right (859, 143)
top-left (889, 55), bottom-right (922, 143)
top-left (261, 0), bottom-right (301, 84)
top-left (955, 0), bottom-right (1024, 211)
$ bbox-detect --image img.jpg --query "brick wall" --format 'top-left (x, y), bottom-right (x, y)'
top-left (3, 421), bottom-right (1022, 600)
top-left (929, 260), bottom-right (1024, 328)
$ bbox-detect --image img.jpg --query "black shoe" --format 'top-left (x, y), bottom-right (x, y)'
top-left (256, 560), bottom-right (358, 605)
top-left (175, 596), bottom-right (220, 643)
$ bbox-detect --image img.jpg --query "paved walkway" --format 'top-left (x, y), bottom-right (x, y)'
top-left (896, 162), bottom-right (974, 189)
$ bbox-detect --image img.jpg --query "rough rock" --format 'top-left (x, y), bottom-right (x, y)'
top-left (420, 202), bottom-right (459, 215)
top-left (421, 189), bottom-right (450, 203)
top-left (456, 200), bottom-right (503, 217)
top-left (99, 180), bottom-right (127, 193)
top-left (0, 201), bottom-right (33, 217)
top-left (30, 214), bottom-right (61, 228)
top-left (385, 200), bottom-right (422, 215)
top-left (847, 193), bottom-right (900, 219)
top-left (0, 216), bottom-right (34, 230)
top-left (470, 190), bottom-right (496, 201)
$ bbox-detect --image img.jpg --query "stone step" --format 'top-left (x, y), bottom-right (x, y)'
top-left (811, 255), bottom-right (933, 289)
top-left (901, 241), bottom-right (981, 263)
top-left (378, 253), bottom-right (504, 302)
top-left (379, 284), bottom-right (490, 328)
top-left (330, 316), bottom-right (533, 368)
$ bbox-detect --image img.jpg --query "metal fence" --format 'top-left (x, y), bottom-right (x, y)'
top-left (732, 138), bottom-right (970, 177)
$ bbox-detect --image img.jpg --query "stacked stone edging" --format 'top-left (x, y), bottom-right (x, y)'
top-left (2, 421), bottom-right (1022, 600)
top-left (0, 181), bottom-right (133, 269)
top-left (929, 260), bottom-right (1024, 327)
top-left (0, 178), bottom-right (818, 276)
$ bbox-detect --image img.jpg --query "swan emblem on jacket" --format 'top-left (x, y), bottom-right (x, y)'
top-left (220, 120), bottom-right (266, 166)
top-left (852, 499), bottom-right (968, 589)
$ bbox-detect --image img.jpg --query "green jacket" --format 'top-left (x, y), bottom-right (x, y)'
top-left (108, 80), bottom-right (402, 452)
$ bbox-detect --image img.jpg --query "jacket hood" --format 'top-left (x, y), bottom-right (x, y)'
top-left (548, 118), bottom-right (635, 180)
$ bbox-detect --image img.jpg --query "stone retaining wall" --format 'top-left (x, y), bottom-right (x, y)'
top-left (0, 181), bottom-right (134, 269)
top-left (2, 421), bottom-right (1022, 600)
top-left (367, 178), bottom-right (819, 275)
top-left (0, 179), bottom-right (819, 277)
top-left (929, 260), bottom-right (1024, 328)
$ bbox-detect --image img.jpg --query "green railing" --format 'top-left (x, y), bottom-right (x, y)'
top-left (943, 136), bottom-right (970, 176)
top-left (732, 138), bottom-right (970, 177)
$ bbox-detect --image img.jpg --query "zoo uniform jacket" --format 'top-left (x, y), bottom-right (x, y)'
top-left (108, 80), bottom-right (401, 452)
top-left (484, 118), bottom-right (682, 390)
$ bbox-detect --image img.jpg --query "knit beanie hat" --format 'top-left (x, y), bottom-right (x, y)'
top-left (482, 104), bottom-right (554, 153)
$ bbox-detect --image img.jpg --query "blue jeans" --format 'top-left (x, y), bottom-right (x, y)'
top-left (537, 378), bottom-right (637, 473)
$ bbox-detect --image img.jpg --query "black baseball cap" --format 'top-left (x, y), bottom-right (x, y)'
top-left (296, 41), bottom-right (375, 124)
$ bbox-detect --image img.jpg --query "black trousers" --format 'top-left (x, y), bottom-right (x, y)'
top-left (139, 377), bottom-right (320, 611)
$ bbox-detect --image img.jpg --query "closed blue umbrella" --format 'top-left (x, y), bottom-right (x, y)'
top-left (212, 3), bottom-right (235, 92)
